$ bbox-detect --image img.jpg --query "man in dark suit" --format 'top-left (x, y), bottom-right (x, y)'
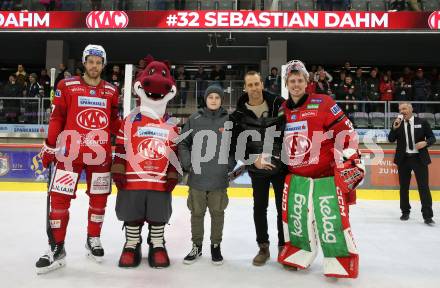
top-left (388, 102), bottom-right (436, 225)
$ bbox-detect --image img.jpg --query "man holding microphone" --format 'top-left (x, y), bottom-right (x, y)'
top-left (388, 102), bottom-right (436, 225)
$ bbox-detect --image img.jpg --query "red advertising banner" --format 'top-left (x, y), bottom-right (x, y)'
top-left (361, 149), bottom-right (440, 190)
top-left (0, 10), bottom-right (439, 30)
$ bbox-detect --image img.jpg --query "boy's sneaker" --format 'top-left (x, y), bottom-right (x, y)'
top-left (211, 243), bottom-right (223, 265)
top-left (183, 243), bottom-right (202, 265)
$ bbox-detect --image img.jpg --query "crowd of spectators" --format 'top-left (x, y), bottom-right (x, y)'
top-left (302, 63), bottom-right (439, 114)
top-left (1, 60), bottom-right (439, 125)
top-left (0, 60), bottom-right (233, 123)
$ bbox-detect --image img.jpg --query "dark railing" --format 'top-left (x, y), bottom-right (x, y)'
top-left (1, 81), bottom-right (440, 130)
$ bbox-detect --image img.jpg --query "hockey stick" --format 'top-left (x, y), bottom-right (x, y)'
top-left (123, 64), bottom-right (133, 118)
top-left (46, 164), bottom-right (55, 248)
top-left (46, 67), bottom-right (57, 248)
top-left (228, 161), bottom-right (247, 182)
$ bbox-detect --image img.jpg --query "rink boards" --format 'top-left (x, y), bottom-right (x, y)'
top-left (0, 144), bottom-right (440, 200)
top-left (1, 182), bottom-right (439, 202)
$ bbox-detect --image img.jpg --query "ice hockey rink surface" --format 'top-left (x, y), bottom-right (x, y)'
top-left (1, 191), bottom-right (439, 288)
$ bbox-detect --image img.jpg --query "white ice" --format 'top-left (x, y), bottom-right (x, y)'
top-left (0, 191), bottom-right (439, 288)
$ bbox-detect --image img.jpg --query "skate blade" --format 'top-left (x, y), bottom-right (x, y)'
top-left (36, 259), bottom-right (66, 275)
top-left (86, 251), bottom-right (103, 263)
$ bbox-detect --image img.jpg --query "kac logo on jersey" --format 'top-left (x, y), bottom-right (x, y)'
top-left (284, 134), bottom-right (312, 159)
top-left (90, 90), bottom-right (96, 96)
top-left (330, 104), bottom-right (342, 116)
top-left (78, 96), bottom-right (107, 108)
top-left (76, 108), bottom-right (109, 130)
top-left (55, 89), bottom-right (61, 98)
top-left (291, 114), bottom-right (297, 121)
top-left (137, 138), bottom-right (166, 160)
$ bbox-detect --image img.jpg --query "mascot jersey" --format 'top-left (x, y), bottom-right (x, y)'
top-left (116, 113), bottom-right (178, 191)
top-left (47, 76), bottom-right (121, 160)
top-left (281, 93), bottom-right (356, 178)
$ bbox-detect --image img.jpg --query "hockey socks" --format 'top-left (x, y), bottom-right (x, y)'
top-left (87, 195), bottom-right (107, 237)
top-left (49, 193), bottom-right (71, 243)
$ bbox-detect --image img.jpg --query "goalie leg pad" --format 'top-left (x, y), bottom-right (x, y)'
top-left (278, 174), bottom-right (318, 269)
top-left (314, 177), bottom-right (359, 278)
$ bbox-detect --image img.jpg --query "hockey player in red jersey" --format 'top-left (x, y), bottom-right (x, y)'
top-left (111, 56), bottom-right (179, 269)
top-left (277, 60), bottom-right (365, 278)
top-left (36, 44), bottom-right (121, 274)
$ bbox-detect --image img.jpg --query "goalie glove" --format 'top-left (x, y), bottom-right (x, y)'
top-left (39, 140), bottom-right (59, 168)
top-left (334, 148), bottom-right (365, 194)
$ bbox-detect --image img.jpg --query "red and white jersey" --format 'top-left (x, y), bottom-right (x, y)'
top-left (281, 93), bottom-right (358, 179)
top-left (47, 76), bottom-right (121, 159)
top-left (116, 113), bottom-right (178, 191)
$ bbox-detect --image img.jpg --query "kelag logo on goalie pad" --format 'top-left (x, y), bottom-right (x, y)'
top-left (287, 176), bottom-right (312, 252)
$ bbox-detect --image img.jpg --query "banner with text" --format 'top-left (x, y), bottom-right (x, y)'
top-left (1, 11), bottom-right (440, 30)
top-left (1, 146), bottom-right (439, 191)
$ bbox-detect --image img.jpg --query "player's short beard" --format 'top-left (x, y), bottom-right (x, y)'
top-left (84, 68), bottom-right (101, 80)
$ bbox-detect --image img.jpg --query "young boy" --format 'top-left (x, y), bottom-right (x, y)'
top-left (178, 85), bottom-right (235, 265)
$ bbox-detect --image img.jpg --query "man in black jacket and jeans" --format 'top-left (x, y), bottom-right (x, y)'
top-left (388, 102), bottom-right (436, 225)
top-left (230, 71), bottom-right (285, 266)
